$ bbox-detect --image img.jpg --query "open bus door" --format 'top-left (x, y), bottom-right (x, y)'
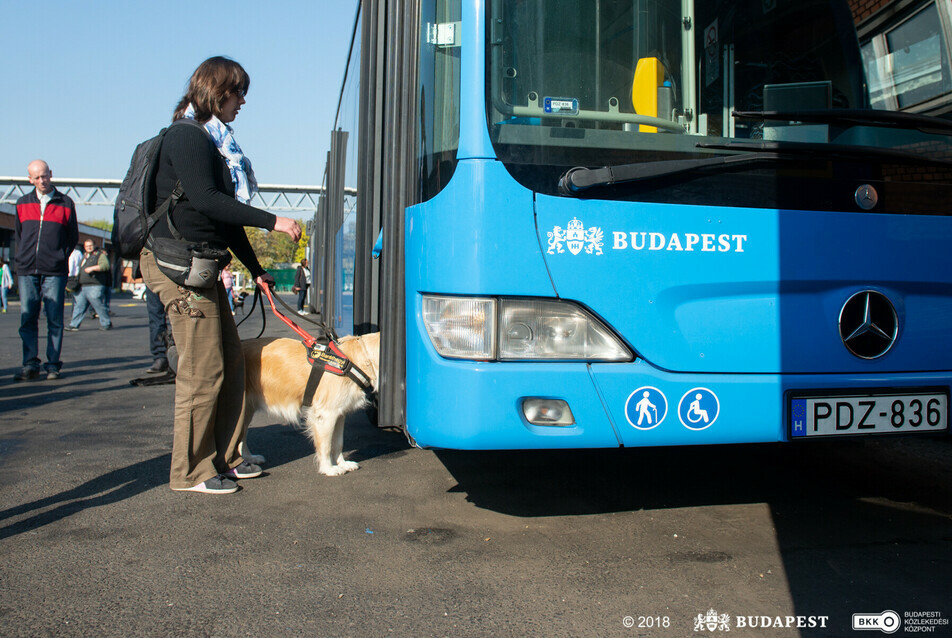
top-left (351, 0), bottom-right (422, 431)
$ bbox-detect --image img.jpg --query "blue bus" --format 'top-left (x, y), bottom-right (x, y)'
top-left (324, 0), bottom-right (952, 449)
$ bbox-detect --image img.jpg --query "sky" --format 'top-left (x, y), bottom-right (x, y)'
top-left (1, 0), bottom-right (360, 222)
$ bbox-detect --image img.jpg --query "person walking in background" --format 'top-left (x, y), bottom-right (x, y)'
top-left (14, 160), bottom-right (78, 381)
top-left (139, 56), bottom-right (302, 494)
top-left (293, 257), bottom-right (310, 314)
top-left (66, 243), bottom-right (83, 299)
top-left (1, 257), bottom-right (13, 313)
top-left (221, 263), bottom-right (235, 315)
top-left (65, 239), bottom-right (113, 331)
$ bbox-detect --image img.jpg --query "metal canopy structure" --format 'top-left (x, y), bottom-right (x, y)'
top-left (0, 177), bottom-right (352, 216)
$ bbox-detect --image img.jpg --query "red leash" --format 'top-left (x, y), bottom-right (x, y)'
top-left (259, 283), bottom-right (319, 348)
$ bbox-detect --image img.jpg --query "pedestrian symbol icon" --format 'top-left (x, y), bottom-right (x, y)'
top-left (678, 388), bottom-right (720, 430)
top-left (625, 387), bottom-right (667, 430)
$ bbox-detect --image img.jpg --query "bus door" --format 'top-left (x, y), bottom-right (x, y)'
top-left (313, 129), bottom-right (355, 336)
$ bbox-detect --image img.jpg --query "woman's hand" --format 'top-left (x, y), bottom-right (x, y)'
top-left (255, 273), bottom-right (276, 290)
top-left (273, 216), bottom-right (302, 242)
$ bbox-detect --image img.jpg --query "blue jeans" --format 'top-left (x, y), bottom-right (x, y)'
top-left (69, 284), bottom-right (112, 329)
top-left (18, 274), bottom-right (66, 372)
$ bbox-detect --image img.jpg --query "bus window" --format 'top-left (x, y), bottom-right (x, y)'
top-left (418, 0), bottom-right (462, 202)
top-left (489, 0), bottom-right (864, 139)
top-left (485, 0), bottom-right (952, 214)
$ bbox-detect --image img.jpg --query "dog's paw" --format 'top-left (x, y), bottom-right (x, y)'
top-left (337, 460), bottom-right (360, 473)
top-left (319, 460), bottom-right (360, 476)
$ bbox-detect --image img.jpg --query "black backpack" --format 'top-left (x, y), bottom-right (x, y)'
top-left (111, 118), bottom-right (204, 259)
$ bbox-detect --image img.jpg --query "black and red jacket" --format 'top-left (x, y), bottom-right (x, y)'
top-left (15, 189), bottom-right (79, 277)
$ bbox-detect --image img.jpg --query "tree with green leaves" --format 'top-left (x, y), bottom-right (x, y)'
top-left (234, 223), bottom-right (310, 282)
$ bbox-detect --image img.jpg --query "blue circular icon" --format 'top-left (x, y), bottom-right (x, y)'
top-left (625, 387), bottom-right (667, 430)
top-left (678, 388), bottom-right (720, 430)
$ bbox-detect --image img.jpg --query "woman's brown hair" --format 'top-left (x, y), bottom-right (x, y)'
top-left (172, 56), bottom-right (250, 123)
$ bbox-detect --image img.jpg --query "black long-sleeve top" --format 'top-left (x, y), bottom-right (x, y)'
top-left (151, 121), bottom-right (275, 279)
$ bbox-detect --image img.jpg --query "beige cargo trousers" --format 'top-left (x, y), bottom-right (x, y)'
top-left (140, 249), bottom-right (245, 490)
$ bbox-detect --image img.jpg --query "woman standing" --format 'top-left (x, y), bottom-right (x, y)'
top-left (140, 56), bottom-right (301, 494)
top-left (292, 257), bottom-right (310, 314)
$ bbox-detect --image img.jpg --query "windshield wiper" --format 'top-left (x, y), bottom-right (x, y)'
top-left (559, 139), bottom-right (952, 196)
top-left (732, 109), bottom-right (952, 135)
top-left (696, 139), bottom-right (952, 167)
top-left (559, 152), bottom-right (786, 196)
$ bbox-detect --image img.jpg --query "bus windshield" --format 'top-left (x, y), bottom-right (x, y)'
top-left (486, 0), bottom-right (952, 209)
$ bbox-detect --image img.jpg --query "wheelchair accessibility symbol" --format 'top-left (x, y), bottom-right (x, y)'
top-left (678, 388), bottom-right (720, 430)
top-left (625, 387), bottom-right (667, 430)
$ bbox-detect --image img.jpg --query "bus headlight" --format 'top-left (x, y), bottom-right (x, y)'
top-left (422, 296), bottom-right (496, 359)
top-left (422, 295), bottom-right (631, 361)
top-left (498, 298), bottom-right (630, 360)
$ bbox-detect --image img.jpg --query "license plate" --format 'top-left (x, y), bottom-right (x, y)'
top-left (790, 389), bottom-right (949, 438)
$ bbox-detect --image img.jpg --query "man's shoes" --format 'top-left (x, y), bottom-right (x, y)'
top-left (171, 475), bottom-right (238, 494)
top-left (222, 461), bottom-right (263, 480)
top-left (99, 325), bottom-right (112, 331)
top-left (65, 326), bottom-right (79, 332)
top-left (46, 370), bottom-right (61, 380)
top-left (147, 358), bottom-right (169, 374)
top-left (13, 367), bottom-right (40, 382)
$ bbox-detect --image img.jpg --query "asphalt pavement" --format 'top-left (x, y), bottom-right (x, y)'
top-left (1, 292), bottom-right (951, 637)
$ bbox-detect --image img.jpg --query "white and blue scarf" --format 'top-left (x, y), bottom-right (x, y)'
top-left (184, 103), bottom-right (258, 204)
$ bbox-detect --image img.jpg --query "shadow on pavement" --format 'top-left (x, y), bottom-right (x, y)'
top-left (436, 438), bottom-right (952, 635)
top-left (0, 453), bottom-right (171, 540)
top-left (246, 412), bottom-right (412, 469)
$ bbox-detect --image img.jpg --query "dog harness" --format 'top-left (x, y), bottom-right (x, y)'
top-left (302, 339), bottom-right (374, 408)
top-left (258, 285), bottom-right (374, 408)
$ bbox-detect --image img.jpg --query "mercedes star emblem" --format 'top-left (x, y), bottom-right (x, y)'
top-left (838, 290), bottom-right (898, 359)
top-left (854, 184), bottom-right (879, 210)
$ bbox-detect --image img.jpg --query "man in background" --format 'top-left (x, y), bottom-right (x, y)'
top-left (14, 160), bottom-right (78, 381)
top-left (65, 239), bottom-right (113, 332)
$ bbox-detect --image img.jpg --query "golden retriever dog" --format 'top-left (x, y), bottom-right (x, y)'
top-left (237, 332), bottom-right (380, 476)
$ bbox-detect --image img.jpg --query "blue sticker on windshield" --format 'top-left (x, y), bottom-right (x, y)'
top-left (678, 388), bottom-right (720, 430)
top-left (543, 97), bottom-right (579, 115)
